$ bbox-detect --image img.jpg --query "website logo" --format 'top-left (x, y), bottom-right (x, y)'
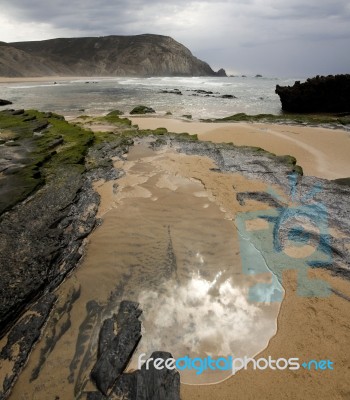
top-left (236, 174), bottom-right (332, 301)
top-left (138, 354), bottom-right (334, 375)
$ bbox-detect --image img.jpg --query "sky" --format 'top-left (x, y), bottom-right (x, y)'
top-left (0, 0), bottom-right (350, 77)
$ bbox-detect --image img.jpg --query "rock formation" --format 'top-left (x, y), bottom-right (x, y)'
top-left (0, 34), bottom-right (222, 77)
top-left (89, 301), bottom-right (180, 399)
top-left (215, 68), bottom-right (227, 77)
top-left (130, 105), bottom-right (156, 114)
top-left (0, 99), bottom-right (13, 106)
top-left (275, 74), bottom-right (350, 113)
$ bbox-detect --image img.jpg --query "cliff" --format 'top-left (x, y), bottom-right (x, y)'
top-left (0, 34), bottom-right (222, 77)
top-left (275, 74), bottom-right (350, 113)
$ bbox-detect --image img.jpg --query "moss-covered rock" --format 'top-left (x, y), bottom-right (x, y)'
top-left (201, 112), bottom-right (350, 127)
top-left (106, 110), bottom-right (124, 116)
top-left (130, 105), bottom-right (155, 115)
top-left (0, 110), bottom-right (94, 214)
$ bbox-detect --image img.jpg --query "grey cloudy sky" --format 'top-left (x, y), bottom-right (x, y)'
top-left (1, 0), bottom-right (350, 77)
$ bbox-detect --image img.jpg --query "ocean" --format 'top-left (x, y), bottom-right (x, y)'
top-left (0, 76), bottom-right (300, 119)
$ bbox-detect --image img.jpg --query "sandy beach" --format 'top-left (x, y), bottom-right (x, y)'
top-left (130, 117), bottom-right (350, 180)
top-left (1, 106), bottom-right (349, 399)
top-left (119, 117), bottom-right (350, 400)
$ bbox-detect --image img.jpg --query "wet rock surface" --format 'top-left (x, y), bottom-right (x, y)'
top-left (88, 301), bottom-right (180, 400)
top-left (275, 74), bottom-right (350, 113)
top-left (170, 138), bottom-right (350, 280)
top-left (91, 301), bottom-right (142, 395)
top-left (0, 112), bottom-right (132, 398)
top-left (0, 293), bottom-right (57, 399)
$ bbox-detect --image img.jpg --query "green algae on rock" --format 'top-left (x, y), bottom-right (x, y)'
top-left (201, 112), bottom-right (350, 128)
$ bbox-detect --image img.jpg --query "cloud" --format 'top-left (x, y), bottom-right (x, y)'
top-left (1, 0), bottom-right (350, 76)
top-left (130, 272), bottom-right (278, 383)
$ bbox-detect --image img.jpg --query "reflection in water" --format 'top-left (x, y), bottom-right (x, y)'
top-left (132, 271), bottom-right (279, 384)
top-left (8, 140), bottom-right (283, 398)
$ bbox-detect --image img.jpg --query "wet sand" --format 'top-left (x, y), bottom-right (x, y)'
top-left (8, 140), bottom-right (285, 398)
top-left (130, 117), bottom-right (350, 180)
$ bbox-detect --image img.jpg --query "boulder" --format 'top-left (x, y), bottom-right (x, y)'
top-left (90, 301), bottom-right (180, 399)
top-left (0, 99), bottom-right (12, 106)
top-left (113, 351), bottom-right (180, 400)
top-left (221, 94), bottom-right (236, 99)
top-left (275, 74), bottom-right (350, 113)
top-left (130, 105), bottom-right (156, 115)
top-left (91, 301), bottom-right (142, 395)
top-left (160, 89), bottom-right (182, 95)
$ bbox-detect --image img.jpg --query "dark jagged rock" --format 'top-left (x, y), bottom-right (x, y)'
top-left (188, 89), bottom-right (236, 99)
top-left (91, 301), bottom-right (142, 395)
top-left (0, 293), bottom-right (57, 399)
top-left (221, 94), bottom-right (236, 99)
top-left (0, 99), bottom-right (12, 106)
top-left (275, 74), bottom-right (350, 113)
top-left (193, 89), bottom-right (214, 95)
top-left (215, 68), bottom-right (227, 77)
top-left (32, 119), bottom-right (49, 132)
top-left (113, 351), bottom-right (180, 400)
top-left (160, 89), bottom-right (182, 95)
top-left (130, 105), bottom-right (156, 115)
top-left (89, 301), bottom-right (180, 400)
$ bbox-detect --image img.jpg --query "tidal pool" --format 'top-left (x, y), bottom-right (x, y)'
top-left (9, 138), bottom-right (284, 398)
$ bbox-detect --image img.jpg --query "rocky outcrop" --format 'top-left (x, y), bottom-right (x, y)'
top-left (130, 105), bottom-right (156, 114)
top-left (275, 74), bottom-right (350, 113)
top-left (1, 34), bottom-right (219, 77)
top-left (0, 99), bottom-right (12, 106)
top-left (91, 301), bottom-right (142, 395)
top-left (89, 301), bottom-right (180, 400)
top-left (215, 68), bottom-right (227, 77)
top-left (160, 89), bottom-right (183, 95)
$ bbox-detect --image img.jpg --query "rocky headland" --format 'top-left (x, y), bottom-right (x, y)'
top-left (275, 74), bottom-right (350, 113)
top-left (0, 35), bottom-right (226, 77)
